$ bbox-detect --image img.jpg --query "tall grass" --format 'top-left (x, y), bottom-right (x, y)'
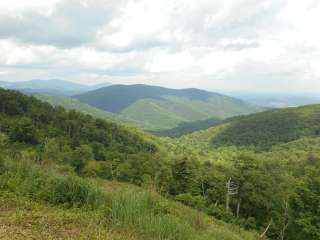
top-left (0, 158), bottom-right (106, 209)
top-left (0, 157), bottom-right (258, 240)
top-left (110, 190), bottom-right (194, 240)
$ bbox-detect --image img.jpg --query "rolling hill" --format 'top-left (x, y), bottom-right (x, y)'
top-left (74, 84), bottom-right (264, 130)
top-left (33, 94), bottom-right (169, 130)
top-left (175, 104), bottom-right (320, 151)
top-left (33, 94), bottom-right (121, 121)
top-left (211, 104), bottom-right (320, 150)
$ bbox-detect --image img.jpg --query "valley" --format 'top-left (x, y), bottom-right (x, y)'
top-left (0, 83), bottom-right (319, 240)
top-left (1, 1), bottom-right (319, 239)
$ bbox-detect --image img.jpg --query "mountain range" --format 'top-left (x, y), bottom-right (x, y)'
top-left (74, 84), bottom-right (264, 130)
top-left (1, 86), bottom-right (319, 240)
top-left (0, 79), bottom-right (112, 96)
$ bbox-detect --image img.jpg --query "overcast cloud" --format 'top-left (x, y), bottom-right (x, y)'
top-left (0, 0), bottom-right (319, 92)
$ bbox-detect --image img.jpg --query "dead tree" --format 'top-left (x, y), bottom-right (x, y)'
top-left (225, 178), bottom-right (238, 211)
top-left (260, 220), bottom-right (273, 239)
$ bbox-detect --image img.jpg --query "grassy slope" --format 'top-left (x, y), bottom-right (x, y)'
top-left (0, 159), bottom-right (258, 240)
top-left (0, 192), bottom-right (139, 240)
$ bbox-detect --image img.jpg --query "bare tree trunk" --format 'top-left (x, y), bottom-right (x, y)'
top-left (236, 198), bottom-right (241, 218)
top-left (260, 220), bottom-right (272, 239)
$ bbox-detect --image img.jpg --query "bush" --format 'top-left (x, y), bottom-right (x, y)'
top-left (174, 193), bottom-right (206, 210)
top-left (47, 175), bottom-right (105, 209)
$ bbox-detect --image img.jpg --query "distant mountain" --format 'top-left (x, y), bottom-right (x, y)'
top-left (33, 94), bottom-right (144, 127)
top-left (74, 84), bottom-right (264, 131)
top-left (0, 79), bottom-right (112, 96)
top-left (33, 94), bottom-right (118, 121)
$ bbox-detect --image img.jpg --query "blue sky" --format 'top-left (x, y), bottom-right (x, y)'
top-left (0, 0), bottom-right (319, 93)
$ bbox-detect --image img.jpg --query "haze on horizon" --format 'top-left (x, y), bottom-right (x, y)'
top-left (0, 0), bottom-right (319, 93)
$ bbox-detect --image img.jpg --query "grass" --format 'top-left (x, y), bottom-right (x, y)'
top-left (110, 190), bottom-right (194, 240)
top-left (0, 157), bottom-right (259, 240)
top-left (0, 191), bottom-right (142, 240)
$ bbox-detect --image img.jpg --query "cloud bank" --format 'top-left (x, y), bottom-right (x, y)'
top-left (0, 0), bottom-right (319, 92)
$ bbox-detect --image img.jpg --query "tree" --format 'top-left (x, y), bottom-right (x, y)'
top-left (170, 157), bottom-right (200, 195)
top-left (69, 145), bottom-right (94, 173)
top-left (9, 117), bottom-right (38, 144)
top-left (289, 162), bottom-right (320, 240)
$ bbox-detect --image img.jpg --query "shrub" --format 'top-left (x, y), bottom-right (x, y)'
top-left (0, 158), bottom-right (106, 209)
top-left (47, 174), bottom-right (105, 209)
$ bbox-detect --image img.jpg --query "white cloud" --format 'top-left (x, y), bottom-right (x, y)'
top-left (145, 50), bottom-right (195, 72)
top-left (0, 0), bottom-right (319, 92)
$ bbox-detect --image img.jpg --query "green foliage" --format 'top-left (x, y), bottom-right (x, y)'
top-left (151, 117), bottom-right (221, 137)
top-left (0, 158), bottom-right (105, 209)
top-left (211, 105), bottom-right (320, 150)
top-left (289, 159), bottom-right (320, 239)
top-left (0, 153), bottom-right (258, 240)
top-left (2, 88), bottom-right (320, 240)
top-left (34, 94), bottom-right (121, 122)
top-left (0, 88), bottom-right (158, 174)
top-left (167, 113), bottom-right (320, 240)
top-left (68, 144), bottom-right (94, 173)
top-left (9, 117), bottom-right (39, 144)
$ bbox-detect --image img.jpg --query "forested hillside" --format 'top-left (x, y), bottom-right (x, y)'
top-left (167, 104), bottom-right (320, 240)
top-left (210, 105), bottom-right (320, 150)
top-left (74, 84), bottom-right (263, 130)
top-left (1, 88), bottom-right (319, 240)
top-left (152, 117), bottom-right (221, 137)
top-left (0, 88), bottom-right (259, 240)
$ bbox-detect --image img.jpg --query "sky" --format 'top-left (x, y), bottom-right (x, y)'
top-left (0, 0), bottom-right (319, 93)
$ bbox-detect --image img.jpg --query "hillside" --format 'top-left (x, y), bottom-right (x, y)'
top-left (1, 88), bottom-right (319, 240)
top-left (0, 79), bottom-right (112, 96)
top-left (165, 105), bottom-right (320, 240)
top-left (0, 161), bottom-right (258, 240)
top-left (0, 88), bottom-right (259, 240)
top-left (33, 94), bottom-right (163, 130)
top-left (74, 84), bottom-right (263, 130)
top-left (210, 104), bottom-right (320, 150)
top-left (173, 104), bottom-right (320, 151)
top-left (34, 94), bottom-right (122, 121)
